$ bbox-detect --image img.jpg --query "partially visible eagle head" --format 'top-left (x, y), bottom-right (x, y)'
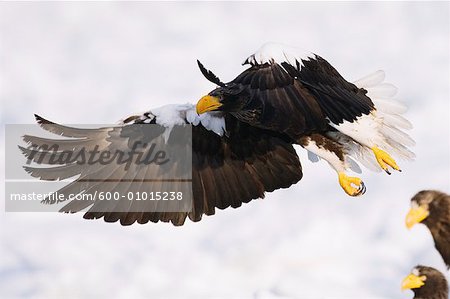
top-left (402, 265), bottom-right (448, 299)
top-left (406, 190), bottom-right (450, 268)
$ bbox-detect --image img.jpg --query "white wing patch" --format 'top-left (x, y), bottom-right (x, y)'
top-left (243, 42), bottom-right (313, 70)
top-left (150, 104), bottom-right (189, 141)
top-left (133, 103), bottom-right (226, 140)
top-left (152, 104), bottom-right (190, 127)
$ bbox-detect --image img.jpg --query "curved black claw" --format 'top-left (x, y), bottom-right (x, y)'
top-left (355, 181), bottom-right (366, 196)
top-left (360, 181), bottom-right (366, 195)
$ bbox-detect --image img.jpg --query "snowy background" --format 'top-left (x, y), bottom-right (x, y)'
top-left (1, 2), bottom-right (449, 298)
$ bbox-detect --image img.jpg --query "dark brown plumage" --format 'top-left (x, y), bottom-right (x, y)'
top-left (408, 190), bottom-right (450, 268)
top-left (403, 265), bottom-right (448, 299)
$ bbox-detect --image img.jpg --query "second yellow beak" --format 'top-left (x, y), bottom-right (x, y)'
top-left (405, 205), bottom-right (429, 229)
top-left (401, 273), bottom-right (426, 290)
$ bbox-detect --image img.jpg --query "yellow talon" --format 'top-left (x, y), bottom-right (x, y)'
top-left (338, 172), bottom-right (366, 196)
top-left (372, 146), bottom-right (401, 174)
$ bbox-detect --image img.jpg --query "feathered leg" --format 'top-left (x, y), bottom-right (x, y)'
top-left (298, 134), bottom-right (366, 197)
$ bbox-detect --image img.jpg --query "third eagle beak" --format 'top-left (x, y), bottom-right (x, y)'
top-left (401, 273), bottom-right (426, 291)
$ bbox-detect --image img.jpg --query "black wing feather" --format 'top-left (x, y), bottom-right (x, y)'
top-left (197, 60), bottom-right (226, 87)
top-left (21, 115), bottom-right (302, 226)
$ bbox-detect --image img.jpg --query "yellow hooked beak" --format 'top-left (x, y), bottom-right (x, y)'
top-left (196, 95), bottom-right (222, 114)
top-left (405, 205), bottom-right (429, 229)
top-left (401, 273), bottom-right (426, 291)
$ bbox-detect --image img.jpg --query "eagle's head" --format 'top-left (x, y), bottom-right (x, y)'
top-left (196, 86), bottom-right (248, 115)
top-left (405, 190), bottom-right (447, 229)
top-left (195, 59), bottom-right (249, 115)
top-left (402, 265), bottom-right (448, 298)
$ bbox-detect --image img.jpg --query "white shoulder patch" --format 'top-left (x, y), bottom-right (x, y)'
top-left (243, 42), bottom-right (313, 69)
top-left (151, 104), bottom-right (190, 127)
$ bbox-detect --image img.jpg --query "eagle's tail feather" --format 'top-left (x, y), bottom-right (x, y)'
top-left (353, 70), bottom-right (385, 88)
top-left (371, 98), bottom-right (407, 114)
top-left (353, 71), bottom-right (416, 165)
top-left (377, 112), bottom-right (412, 130)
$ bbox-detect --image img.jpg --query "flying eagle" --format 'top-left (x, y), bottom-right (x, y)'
top-left (402, 265), bottom-right (448, 299)
top-left (406, 190), bottom-right (450, 268)
top-left (21, 43), bottom-right (414, 226)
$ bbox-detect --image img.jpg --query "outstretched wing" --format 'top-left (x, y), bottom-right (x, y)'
top-left (21, 108), bottom-right (302, 226)
top-left (228, 43), bottom-right (374, 138)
